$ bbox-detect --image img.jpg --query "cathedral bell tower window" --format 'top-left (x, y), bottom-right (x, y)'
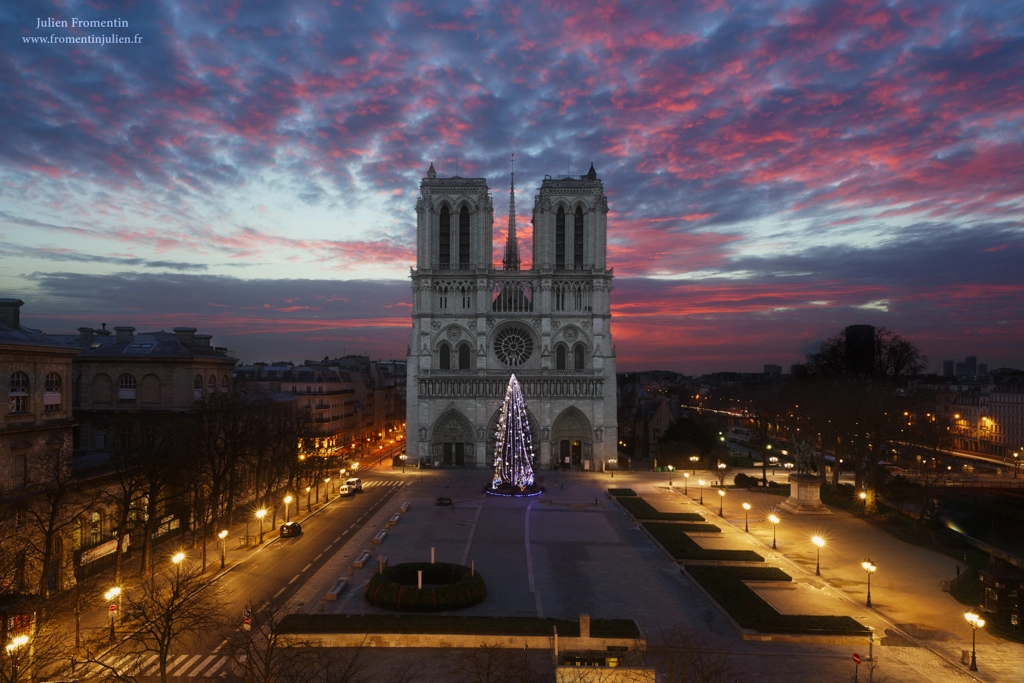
top-left (574, 207), bottom-right (584, 268)
top-left (556, 207), bottom-right (566, 270)
top-left (439, 206), bottom-right (451, 269)
top-left (459, 206), bottom-right (470, 269)
top-left (439, 343), bottom-right (451, 370)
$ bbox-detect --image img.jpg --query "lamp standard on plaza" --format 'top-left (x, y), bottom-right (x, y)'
top-left (283, 495), bottom-right (293, 523)
top-left (218, 529), bottom-right (228, 569)
top-left (255, 509), bottom-right (267, 544)
top-left (683, 472), bottom-right (689, 495)
top-left (965, 611), bottom-right (985, 671)
top-left (742, 502), bottom-right (751, 532)
top-left (400, 453), bottom-right (408, 473)
top-left (104, 586), bottom-right (121, 642)
top-left (858, 490), bottom-right (867, 514)
top-left (305, 486), bottom-right (311, 512)
top-left (717, 461), bottom-right (727, 485)
top-left (667, 464), bottom-right (674, 487)
top-left (812, 536), bottom-right (824, 576)
top-left (768, 513), bottom-right (779, 549)
top-left (689, 455), bottom-right (699, 474)
top-left (717, 488), bottom-right (725, 516)
top-left (698, 479), bottom-right (705, 505)
top-left (324, 478), bottom-right (331, 502)
top-left (862, 559), bottom-right (876, 607)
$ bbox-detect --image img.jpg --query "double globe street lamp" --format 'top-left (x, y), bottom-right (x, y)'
top-left (862, 559), bottom-right (876, 607)
top-left (742, 502), bottom-right (751, 532)
top-left (965, 611), bottom-right (985, 671)
top-left (768, 513), bottom-right (780, 549)
top-left (812, 536), bottom-right (825, 576)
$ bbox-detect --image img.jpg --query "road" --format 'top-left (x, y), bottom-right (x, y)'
top-left (71, 471), bottom-right (406, 681)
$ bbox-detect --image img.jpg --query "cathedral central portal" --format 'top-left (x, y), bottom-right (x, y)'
top-left (406, 162), bottom-right (617, 471)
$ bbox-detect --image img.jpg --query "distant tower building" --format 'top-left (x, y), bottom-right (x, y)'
top-left (845, 325), bottom-right (875, 376)
top-left (965, 356), bottom-right (978, 377)
top-left (943, 360), bottom-right (955, 377)
top-left (978, 363), bottom-right (988, 377)
top-left (764, 364), bottom-right (782, 376)
top-left (406, 161), bottom-right (617, 471)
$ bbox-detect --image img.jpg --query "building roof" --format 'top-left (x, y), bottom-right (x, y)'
top-left (48, 330), bottom-right (235, 362)
top-left (0, 319), bottom-right (79, 352)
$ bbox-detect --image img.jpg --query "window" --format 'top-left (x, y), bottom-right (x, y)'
top-left (118, 374), bottom-right (137, 400)
top-left (556, 344), bottom-right (567, 370)
top-left (439, 206), bottom-right (451, 269)
top-left (574, 343), bottom-right (585, 370)
top-left (90, 511), bottom-right (102, 546)
top-left (459, 206), bottom-right (470, 268)
top-left (44, 373), bottom-right (62, 411)
top-left (13, 453), bottom-right (27, 487)
top-left (439, 343), bottom-right (451, 370)
top-left (458, 343), bottom-right (471, 370)
top-left (555, 207), bottom-right (566, 269)
top-left (194, 375), bottom-right (203, 401)
top-left (574, 207), bottom-right (584, 268)
top-left (9, 371), bottom-right (29, 413)
top-left (208, 375), bottom-right (216, 394)
top-left (221, 375), bottom-right (229, 392)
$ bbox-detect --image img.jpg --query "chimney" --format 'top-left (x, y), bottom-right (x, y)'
top-left (96, 323), bottom-right (111, 336)
top-left (173, 327), bottom-right (197, 345)
top-left (78, 327), bottom-right (95, 346)
top-left (579, 614), bottom-right (590, 639)
top-left (115, 326), bottom-right (135, 341)
top-left (194, 334), bottom-right (212, 347)
top-left (0, 299), bottom-right (24, 329)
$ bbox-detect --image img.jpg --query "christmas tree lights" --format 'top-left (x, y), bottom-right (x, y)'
top-left (487, 374), bottom-right (541, 496)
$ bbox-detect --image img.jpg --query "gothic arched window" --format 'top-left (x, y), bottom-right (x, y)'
top-left (439, 343), bottom-right (451, 370)
top-left (193, 375), bottom-right (203, 402)
top-left (573, 343), bottom-right (585, 370)
top-left (439, 206), bottom-right (451, 269)
top-left (458, 343), bottom-right (471, 370)
top-left (555, 207), bottom-right (566, 270)
top-left (459, 206), bottom-right (470, 268)
top-left (574, 207), bottom-right (584, 268)
top-left (555, 344), bottom-right (567, 370)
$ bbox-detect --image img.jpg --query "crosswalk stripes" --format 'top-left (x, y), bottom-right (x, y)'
top-left (80, 652), bottom-right (234, 680)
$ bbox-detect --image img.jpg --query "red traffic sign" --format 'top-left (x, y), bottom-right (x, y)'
top-left (852, 653), bottom-right (861, 664)
top-left (243, 617), bottom-right (251, 631)
top-left (109, 604), bottom-right (117, 612)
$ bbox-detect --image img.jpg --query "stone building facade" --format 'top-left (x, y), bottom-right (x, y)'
top-left (406, 163), bottom-right (617, 471)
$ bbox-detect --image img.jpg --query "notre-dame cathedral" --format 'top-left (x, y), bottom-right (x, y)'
top-left (406, 161), bottom-right (617, 471)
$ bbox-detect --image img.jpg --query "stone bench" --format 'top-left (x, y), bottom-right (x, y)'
top-left (351, 550), bottom-right (372, 568)
top-left (386, 514), bottom-right (401, 527)
top-left (399, 502), bottom-right (410, 513)
top-left (325, 579), bottom-right (348, 600)
top-left (373, 530), bottom-right (388, 544)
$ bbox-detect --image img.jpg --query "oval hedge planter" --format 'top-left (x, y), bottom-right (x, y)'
top-left (365, 562), bottom-right (486, 612)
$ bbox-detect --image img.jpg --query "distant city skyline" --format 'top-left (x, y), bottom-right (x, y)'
top-left (3, 2), bottom-right (1022, 374)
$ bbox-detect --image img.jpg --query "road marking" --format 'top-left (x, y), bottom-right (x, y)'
top-left (256, 602), bottom-right (268, 613)
top-left (525, 499), bottom-right (544, 618)
top-left (460, 499), bottom-right (485, 565)
top-left (191, 655), bottom-right (217, 675)
top-left (166, 654), bottom-right (188, 674)
top-left (273, 586), bottom-right (287, 598)
top-left (206, 656), bottom-right (228, 675)
top-left (302, 563), bottom-right (312, 572)
top-left (288, 574), bottom-right (299, 584)
top-left (213, 638), bottom-right (228, 653)
top-left (171, 654), bottom-right (202, 676)
top-left (334, 536), bottom-right (342, 543)
top-left (314, 553), bottom-right (323, 561)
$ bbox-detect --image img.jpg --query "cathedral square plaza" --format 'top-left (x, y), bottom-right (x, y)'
top-left (286, 466), bottom-right (1022, 683)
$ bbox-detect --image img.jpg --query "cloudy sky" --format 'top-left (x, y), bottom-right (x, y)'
top-left (2, 0), bottom-right (1022, 373)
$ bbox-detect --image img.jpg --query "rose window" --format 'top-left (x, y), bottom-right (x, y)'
top-left (493, 326), bottom-right (534, 366)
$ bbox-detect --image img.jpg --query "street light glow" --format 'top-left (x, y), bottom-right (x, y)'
top-left (104, 586), bottom-right (121, 601)
top-left (218, 529), bottom-right (228, 540)
top-left (172, 552), bottom-right (185, 564)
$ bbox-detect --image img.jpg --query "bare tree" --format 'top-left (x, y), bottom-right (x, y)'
top-left (646, 625), bottom-right (738, 683)
top-left (454, 642), bottom-right (548, 683)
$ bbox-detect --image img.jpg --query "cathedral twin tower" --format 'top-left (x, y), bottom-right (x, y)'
top-left (407, 162), bottom-right (617, 471)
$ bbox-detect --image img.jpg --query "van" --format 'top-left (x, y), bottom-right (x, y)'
top-left (338, 484), bottom-right (352, 496)
top-left (346, 477), bottom-right (363, 492)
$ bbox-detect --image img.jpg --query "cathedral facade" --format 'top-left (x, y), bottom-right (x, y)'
top-left (406, 162), bottom-right (617, 471)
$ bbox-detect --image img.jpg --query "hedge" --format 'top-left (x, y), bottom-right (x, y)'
top-left (607, 488), bottom-right (637, 496)
top-left (615, 496), bottom-right (705, 521)
top-left (364, 562), bottom-right (486, 612)
top-left (685, 565), bottom-right (870, 635)
top-left (644, 522), bottom-right (764, 562)
top-left (277, 614), bottom-right (639, 638)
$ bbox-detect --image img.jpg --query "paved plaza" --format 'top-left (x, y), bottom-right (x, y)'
top-left (298, 467), bottom-right (1024, 682)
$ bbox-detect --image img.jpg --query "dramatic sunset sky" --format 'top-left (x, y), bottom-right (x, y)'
top-left (2, 0), bottom-right (1022, 373)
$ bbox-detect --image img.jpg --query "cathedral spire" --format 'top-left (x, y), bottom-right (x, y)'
top-left (502, 153), bottom-right (520, 271)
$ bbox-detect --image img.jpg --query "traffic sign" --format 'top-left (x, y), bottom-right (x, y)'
top-left (109, 604), bottom-right (117, 612)
top-left (243, 609), bottom-right (251, 618)
top-left (243, 617), bottom-right (251, 631)
top-left (852, 653), bottom-right (861, 664)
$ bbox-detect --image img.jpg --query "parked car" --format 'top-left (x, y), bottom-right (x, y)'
top-left (279, 521), bottom-right (302, 537)
top-left (338, 484), bottom-right (352, 496)
top-left (345, 477), bottom-right (363, 492)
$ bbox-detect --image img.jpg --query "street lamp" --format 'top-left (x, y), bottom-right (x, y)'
top-left (965, 611), bottom-right (985, 671)
top-left (1014, 451), bottom-right (1020, 478)
top-left (172, 551), bottom-right (185, 582)
top-left (717, 488), bottom-right (725, 516)
top-left (5, 634), bottom-right (28, 680)
top-left (689, 455), bottom-right (699, 474)
top-left (858, 490), bottom-right (867, 514)
top-left (812, 536), bottom-right (824, 576)
top-left (682, 472), bottom-right (689, 495)
top-left (717, 461), bottom-right (726, 485)
top-left (862, 559), bottom-right (876, 607)
top-left (769, 455), bottom-right (778, 474)
top-left (284, 495), bottom-right (293, 523)
top-left (698, 479), bottom-right (705, 505)
top-left (255, 508), bottom-right (267, 544)
top-left (400, 453), bottom-right (408, 473)
top-left (768, 513), bottom-right (780, 549)
top-left (218, 529), bottom-right (228, 569)
top-left (667, 464), bottom-right (674, 487)
top-left (104, 587), bottom-right (121, 642)
top-left (742, 502), bottom-right (751, 532)
top-left (324, 478), bottom-right (331, 502)
top-left (305, 485), bottom-right (311, 512)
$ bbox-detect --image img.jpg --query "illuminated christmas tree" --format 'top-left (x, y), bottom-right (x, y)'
top-left (489, 374), bottom-right (538, 495)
